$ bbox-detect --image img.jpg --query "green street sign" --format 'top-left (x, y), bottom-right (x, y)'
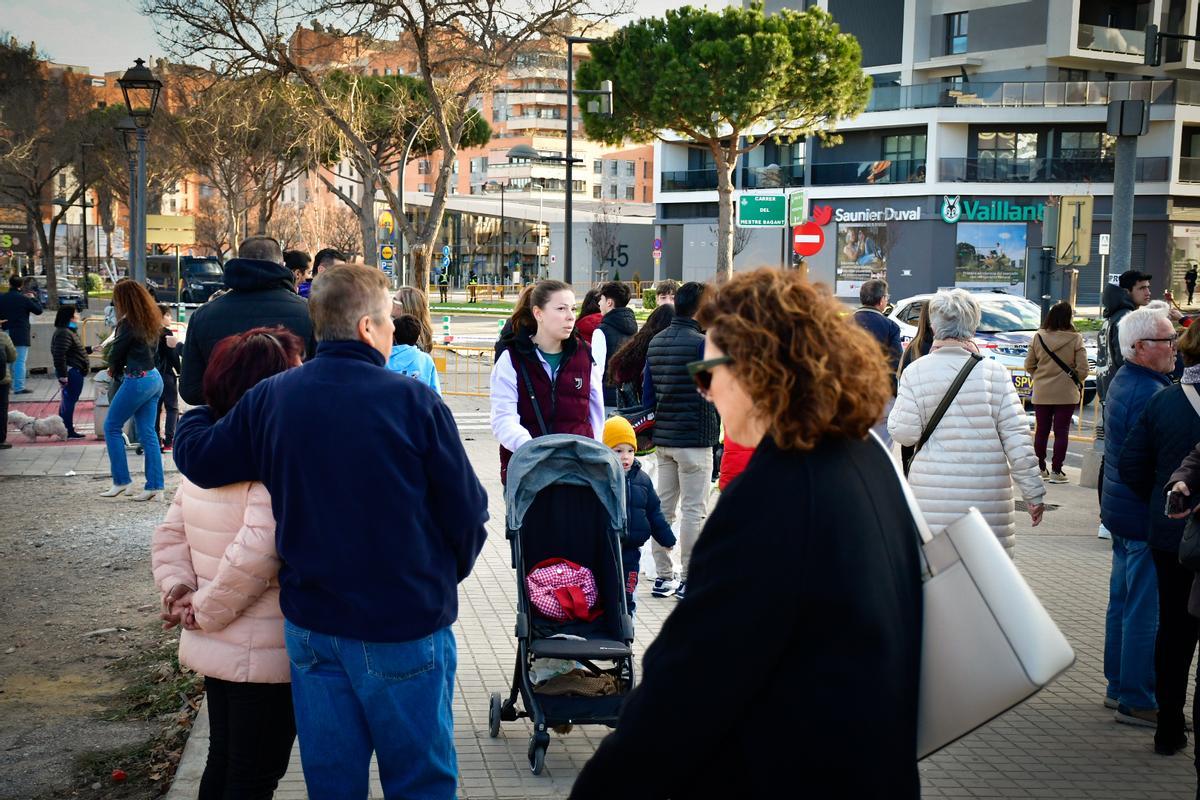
top-left (737, 193), bottom-right (786, 227)
top-left (788, 191), bottom-right (807, 227)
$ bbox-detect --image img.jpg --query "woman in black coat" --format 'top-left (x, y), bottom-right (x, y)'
top-left (570, 269), bottom-right (924, 800)
top-left (1121, 320), bottom-right (1200, 759)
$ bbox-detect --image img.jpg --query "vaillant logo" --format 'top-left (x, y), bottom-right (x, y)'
top-left (941, 196), bottom-right (961, 224)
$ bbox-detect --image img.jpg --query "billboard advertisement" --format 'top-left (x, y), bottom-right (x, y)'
top-left (954, 222), bottom-right (1028, 297)
top-left (836, 222), bottom-right (889, 297)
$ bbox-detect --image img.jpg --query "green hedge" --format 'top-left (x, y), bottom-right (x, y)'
top-left (642, 288), bottom-right (657, 309)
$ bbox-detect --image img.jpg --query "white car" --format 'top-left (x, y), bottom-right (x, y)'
top-left (888, 293), bottom-right (1097, 406)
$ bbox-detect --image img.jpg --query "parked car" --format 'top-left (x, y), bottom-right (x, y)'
top-left (145, 255), bottom-right (225, 303)
top-left (889, 292), bottom-right (1098, 406)
top-left (27, 276), bottom-right (85, 310)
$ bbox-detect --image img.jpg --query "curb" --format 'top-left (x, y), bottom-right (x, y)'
top-left (163, 695), bottom-right (208, 800)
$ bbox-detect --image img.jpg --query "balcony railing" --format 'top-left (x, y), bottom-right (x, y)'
top-left (864, 79), bottom-right (1189, 113)
top-left (662, 168), bottom-right (718, 191)
top-left (809, 158), bottom-right (926, 186)
top-left (740, 163), bottom-right (805, 189)
top-left (1077, 24), bottom-right (1146, 56)
top-left (939, 156), bottom-right (1169, 183)
top-left (1180, 157), bottom-right (1200, 183)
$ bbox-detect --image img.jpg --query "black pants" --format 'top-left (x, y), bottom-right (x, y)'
top-left (199, 677), bottom-right (296, 800)
top-left (1151, 548), bottom-right (1200, 754)
top-left (156, 371), bottom-right (179, 445)
top-left (0, 383), bottom-right (8, 444)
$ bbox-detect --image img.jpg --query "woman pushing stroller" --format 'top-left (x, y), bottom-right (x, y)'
top-left (490, 280), bottom-right (604, 483)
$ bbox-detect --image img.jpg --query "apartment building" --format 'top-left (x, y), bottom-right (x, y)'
top-left (655, 0), bottom-right (1200, 304)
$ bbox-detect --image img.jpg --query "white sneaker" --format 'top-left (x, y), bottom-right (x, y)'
top-left (1098, 523), bottom-right (1112, 540)
top-left (99, 484), bottom-right (131, 498)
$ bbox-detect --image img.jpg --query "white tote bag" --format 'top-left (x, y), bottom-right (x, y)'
top-left (875, 435), bottom-right (1076, 759)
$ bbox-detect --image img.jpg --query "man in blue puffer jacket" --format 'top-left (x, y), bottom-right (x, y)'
top-left (1100, 305), bottom-right (1178, 729)
top-left (604, 417), bottom-right (675, 616)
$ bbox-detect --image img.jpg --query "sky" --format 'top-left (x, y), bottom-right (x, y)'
top-left (4, 0), bottom-right (735, 76)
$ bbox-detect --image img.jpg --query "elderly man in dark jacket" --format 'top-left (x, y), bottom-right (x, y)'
top-left (852, 278), bottom-right (902, 446)
top-left (1119, 320), bottom-right (1200, 755)
top-left (179, 237), bottom-right (315, 405)
top-left (174, 264), bottom-right (487, 797)
top-left (0, 275), bottom-right (44, 394)
top-left (644, 282), bottom-right (717, 601)
top-left (1101, 305), bottom-right (1178, 729)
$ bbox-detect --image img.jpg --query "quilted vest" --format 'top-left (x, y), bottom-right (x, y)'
top-left (647, 318), bottom-right (719, 448)
top-left (499, 331), bottom-right (595, 483)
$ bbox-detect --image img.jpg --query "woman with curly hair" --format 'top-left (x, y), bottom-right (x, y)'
top-left (391, 286), bottom-right (434, 352)
top-left (102, 280), bottom-right (167, 501)
top-left (571, 269), bottom-right (923, 800)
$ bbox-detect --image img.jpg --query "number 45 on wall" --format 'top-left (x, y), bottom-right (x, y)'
top-left (604, 243), bottom-right (629, 269)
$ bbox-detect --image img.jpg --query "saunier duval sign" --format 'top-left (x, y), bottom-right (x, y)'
top-left (831, 206), bottom-right (922, 223)
top-left (941, 195), bottom-right (1046, 224)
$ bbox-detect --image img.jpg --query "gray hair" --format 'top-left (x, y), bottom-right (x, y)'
top-left (859, 279), bottom-right (888, 308)
top-left (1118, 305), bottom-right (1170, 361)
top-left (927, 289), bottom-right (981, 341)
top-left (310, 264), bottom-right (391, 342)
top-left (239, 236), bottom-right (283, 264)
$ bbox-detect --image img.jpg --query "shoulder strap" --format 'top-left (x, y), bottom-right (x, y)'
top-left (904, 354), bottom-right (982, 476)
top-left (1036, 334), bottom-right (1082, 389)
top-left (1184, 384), bottom-right (1200, 420)
top-left (515, 358), bottom-right (551, 437)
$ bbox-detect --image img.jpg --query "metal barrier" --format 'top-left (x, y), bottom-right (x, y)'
top-left (431, 344), bottom-right (492, 397)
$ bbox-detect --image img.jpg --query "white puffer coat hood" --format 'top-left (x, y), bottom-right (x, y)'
top-left (887, 346), bottom-right (1045, 551)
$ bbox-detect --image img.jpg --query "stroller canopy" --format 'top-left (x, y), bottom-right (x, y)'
top-left (504, 435), bottom-right (626, 533)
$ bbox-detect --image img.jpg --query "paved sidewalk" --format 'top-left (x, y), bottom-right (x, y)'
top-left (8, 391), bottom-right (1189, 799)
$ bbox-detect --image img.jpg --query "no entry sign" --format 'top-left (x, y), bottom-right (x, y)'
top-left (793, 223), bottom-right (824, 257)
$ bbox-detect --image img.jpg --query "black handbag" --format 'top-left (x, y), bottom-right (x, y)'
top-left (1181, 518), bottom-right (1200, 572)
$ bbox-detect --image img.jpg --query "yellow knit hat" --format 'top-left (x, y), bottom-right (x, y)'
top-left (603, 416), bottom-right (637, 451)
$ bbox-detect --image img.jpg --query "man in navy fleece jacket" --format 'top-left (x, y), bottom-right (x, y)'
top-left (173, 264), bottom-right (487, 799)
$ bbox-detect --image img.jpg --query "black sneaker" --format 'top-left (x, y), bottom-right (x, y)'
top-left (674, 581), bottom-right (687, 600)
top-left (0, 443), bottom-right (11, 450)
top-left (66, 432), bottom-right (86, 440)
top-left (1155, 729), bottom-right (1187, 755)
top-left (650, 577), bottom-right (677, 598)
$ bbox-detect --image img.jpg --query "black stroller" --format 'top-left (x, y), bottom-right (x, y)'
top-left (489, 434), bottom-right (636, 774)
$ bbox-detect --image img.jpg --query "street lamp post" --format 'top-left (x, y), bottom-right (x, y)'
top-left (118, 58), bottom-right (162, 285)
top-left (116, 117), bottom-right (138, 273)
top-left (79, 143), bottom-right (93, 308)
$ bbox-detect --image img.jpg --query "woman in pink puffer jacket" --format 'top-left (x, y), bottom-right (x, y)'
top-left (151, 327), bottom-right (305, 799)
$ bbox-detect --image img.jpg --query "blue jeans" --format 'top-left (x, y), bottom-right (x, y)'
top-left (58, 368), bottom-right (84, 435)
top-left (1104, 535), bottom-right (1159, 710)
top-left (12, 345), bottom-right (28, 392)
top-left (284, 622), bottom-right (457, 799)
top-left (104, 370), bottom-right (164, 490)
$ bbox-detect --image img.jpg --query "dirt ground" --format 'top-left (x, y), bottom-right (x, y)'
top-left (0, 474), bottom-right (197, 800)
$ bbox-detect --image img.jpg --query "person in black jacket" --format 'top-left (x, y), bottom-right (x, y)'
top-left (644, 281), bottom-right (717, 600)
top-left (571, 269), bottom-right (922, 800)
top-left (0, 274), bottom-right (44, 394)
top-left (603, 416), bottom-right (675, 615)
top-left (155, 304), bottom-right (182, 451)
top-left (1119, 321), bottom-right (1200, 757)
top-left (1097, 270), bottom-right (1152, 402)
top-left (852, 278), bottom-right (903, 447)
top-left (596, 281), bottom-right (637, 411)
top-left (51, 306), bottom-right (90, 439)
top-left (179, 237), bottom-right (316, 405)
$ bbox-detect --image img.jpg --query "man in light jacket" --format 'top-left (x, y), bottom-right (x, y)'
top-left (1100, 305), bottom-right (1178, 729)
top-left (174, 264), bottom-right (488, 798)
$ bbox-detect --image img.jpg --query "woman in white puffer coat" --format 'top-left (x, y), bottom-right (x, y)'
top-left (888, 289), bottom-right (1046, 554)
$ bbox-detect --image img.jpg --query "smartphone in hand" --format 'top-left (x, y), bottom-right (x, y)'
top-left (1167, 490), bottom-right (1192, 517)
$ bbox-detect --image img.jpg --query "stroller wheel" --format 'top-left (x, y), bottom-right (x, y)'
top-left (528, 736), bottom-right (547, 775)
top-left (488, 692), bottom-right (502, 738)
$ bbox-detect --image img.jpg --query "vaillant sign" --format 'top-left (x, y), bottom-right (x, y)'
top-left (941, 195), bottom-right (1046, 224)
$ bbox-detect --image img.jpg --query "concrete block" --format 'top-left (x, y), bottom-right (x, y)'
top-left (1079, 445), bottom-right (1103, 490)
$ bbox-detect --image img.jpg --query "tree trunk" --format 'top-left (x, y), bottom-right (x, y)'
top-left (714, 153), bottom-right (737, 283)
top-left (37, 213), bottom-right (60, 307)
top-left (411, 242), bottom-right (432, 293)
top-left (360, 169), bottom-right (377, 268)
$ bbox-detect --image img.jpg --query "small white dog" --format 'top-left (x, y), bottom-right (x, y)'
top-left (7, 410), bottom-right (69, 442)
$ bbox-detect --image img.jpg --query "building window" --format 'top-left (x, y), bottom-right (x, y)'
top-left (1059, 131), bottom-right (1115, 160)
top-left (349, 184), bottom-right (355, 200)
top-left (1059, 68), bottom-right (1088, 83)
top-left (169, 198), bottom-right (177, 212)
top-left (609, 161), bottom-right (618, 176)
top-left (625, 186), bottom-right (635, 200)
top-left (625, 161), bottom-right (635, 177)
top-left (608, 184), bottom-right (617, 198)
top-left (976, 131), bottom-right (1038, 180)
top-left (384, 67), bottom-right (392, 76)
top-left (593, 185), bottom-right (602, 199)
top-left (418, 160), bottom-right (431, 174)
top-left (593, 160), bottom-right (602, 174)
top-left (419, 183), bottom-right (431, 192)
top-left (882, 133), bottom-right (927, 181)
top-left (946, 12), bottom-right (968, 55)
top-left (643, 186), bottom-right (650, 203)
top-left (643, 161), bottom-right (650, 179)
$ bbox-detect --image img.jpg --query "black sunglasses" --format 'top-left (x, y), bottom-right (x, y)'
top-left (687, 356), bottom-right (733, 394)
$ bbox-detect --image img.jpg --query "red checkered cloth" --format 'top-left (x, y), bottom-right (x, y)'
top-left (525, 558), bottom-right (603, 622)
